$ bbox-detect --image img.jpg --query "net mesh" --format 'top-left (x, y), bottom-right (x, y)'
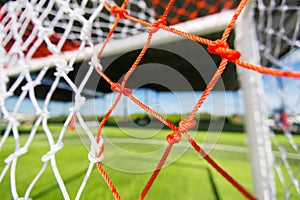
top-left (254, 0), bottom-right (300, 198)
top-left (0, 0), bottom-right (300, 199)
top-left (0, 0), bottom-right (155, 199)
top-left (150, 0), bottom-right (239, 25)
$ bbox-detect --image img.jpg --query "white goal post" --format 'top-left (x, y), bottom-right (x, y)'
top-left (236, 0), bottom-right (300, 199)
top-left (235, 2), bottom-right (276, 198)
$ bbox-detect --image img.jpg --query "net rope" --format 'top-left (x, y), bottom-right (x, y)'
top-left (0, 0), bottom-right (299, 199)
top-left (150, 0), bottom-right (239, 25)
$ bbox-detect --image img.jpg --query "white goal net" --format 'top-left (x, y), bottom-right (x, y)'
top-left (254, 0), bottom-right (300, 199)
top-left (0, 0), bottom-right (155, 199)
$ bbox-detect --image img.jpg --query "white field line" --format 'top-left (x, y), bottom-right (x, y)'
top-left (107, 138), bottom-right (300, 161)
top-left (108, 138), bottom-right (248, 152)
top-left (5, 137), bottom-right (299, 161)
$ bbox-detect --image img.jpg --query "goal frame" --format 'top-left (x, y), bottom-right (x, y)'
top-left (235, 1), bottom-right (276, 199)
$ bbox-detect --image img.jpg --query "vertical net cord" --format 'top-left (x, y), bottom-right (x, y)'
top-left (75, 112), bottom-right (100, 200)
top-left (2, 4), bottom-right (29, 196)
top-left (277, 73), bottom-right (300, 191)
top-left (9, 68), bottom-right (41, 199)
top-left (1, 70), bottom-right (42, 198)
top-left (93, 1), bottom-right (130, 198)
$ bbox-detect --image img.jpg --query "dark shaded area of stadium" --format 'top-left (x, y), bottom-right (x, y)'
top-left (6, 0), bottom-right (299, 101)
top-left (8, 31), bottom-right (239, 101)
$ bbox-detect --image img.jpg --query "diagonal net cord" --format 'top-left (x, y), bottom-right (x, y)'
top-left (93, 0), bottom-right (300, 199)
top-left (91, 0), bottom-right (300, 199)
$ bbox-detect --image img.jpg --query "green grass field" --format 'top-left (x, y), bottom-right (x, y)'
top-left (0, 125), bottom-right (299, 199)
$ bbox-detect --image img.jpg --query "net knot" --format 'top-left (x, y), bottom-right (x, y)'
top-left (207, 40), bottom-right (241, 61)
top-left (36, 109), bottom-right (50, 119)
top-left (21, 80), bottom-right (40, 91)
top-left (88, 151), bottom-right (104, 163)
top-left (4, 147), bottom-right (28, 164)
top-left (54, 60), bottom-right (72, 77)
top-left (7, 115), bottom-right (20, 126)
top-left (111, 83), bottom-right (132, 96)
top-left (148, 18), bottom-right (166, 34)
top-left (89, 136), bottom-right (104, 163)
top-left (80, 21), bottom-right (92, 40)
top-left (37, 27), bottom-right (53, 39)
top-left (166, 131), bottom-right (182, 144)
top-left (89, 54), bottom-right (103, 71)
top-left (166, 118), bottom-right (196, 144)
top-left (179, 118), bottom-right (197, 133)
top-left (41, 142), bottom-right (64, 162)
top-left (70, 95), bottom-right (86, 112)
top-left (111, 5), bottom-right (129, 19)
